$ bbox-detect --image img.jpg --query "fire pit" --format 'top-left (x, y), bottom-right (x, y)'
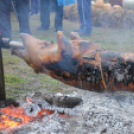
top-left (1, 36), bottom-right (134, 134)
top-left (1, 91), bottom-right (134, 134)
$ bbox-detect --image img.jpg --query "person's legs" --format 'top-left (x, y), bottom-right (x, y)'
top-left (76, 0), bottom-right (92, 35)
top-left (54, 0), bottom-right (63, 31)
top-left (31, 0), bottom-right (40, 14)
top-left (31, 0), bottom-right (36, 14)
top-left (0, 0), bottom-right (12, 38)
top-left (82, 0), bottom-right (92, 33)
top-left (16, 0), bottom-right (31, 34)
top-left (31, 0), bottom-right (34, 14)
top-left (35, 0), bottom-right (40, 13)
top-left (39, 0), bottom-right (50, 30)
top-left (77, 0), bottom-right (84, 30)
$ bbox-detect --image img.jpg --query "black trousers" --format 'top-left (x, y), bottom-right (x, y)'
top-left (77, 0), bottom-right (92, 32)
top-left (0, 0), bottom-right (31, 38)
top-left (40, 0), bottom-right (63, 30)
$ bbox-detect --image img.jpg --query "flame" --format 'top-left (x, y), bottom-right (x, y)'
top-left (0, 99), bottom-right (71, 133)
top-left (26, 98), bottom-right (34, 103)
top-left (0, 105), bottom-right (35, 133)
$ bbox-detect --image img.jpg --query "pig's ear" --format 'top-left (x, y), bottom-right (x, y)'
top-left (56, 31), bottom-right (64, 52)
top-left (19, 33), bottom-right (49, 48)
top-left (70, 32), bottom-right (82, 40)
top-left (56, 31), bottom-right (73, 53)
top-left (20, 33), bottom-right (37, 45)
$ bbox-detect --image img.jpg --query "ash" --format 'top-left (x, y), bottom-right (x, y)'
top-left (11, 89), bottom-right (134, 134)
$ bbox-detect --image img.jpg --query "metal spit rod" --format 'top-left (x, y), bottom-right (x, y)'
top-left (2, 38), bottom-right (24, 49)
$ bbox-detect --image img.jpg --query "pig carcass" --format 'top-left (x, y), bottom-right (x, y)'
top-left (12, 31), bottom-right (134, 92)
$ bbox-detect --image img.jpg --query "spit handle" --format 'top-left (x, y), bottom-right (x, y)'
top-left (0, 35), bottom-right (24, 49)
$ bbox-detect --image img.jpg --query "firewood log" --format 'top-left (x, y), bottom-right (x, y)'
top-left (44, 94), bottom-right (82, 108)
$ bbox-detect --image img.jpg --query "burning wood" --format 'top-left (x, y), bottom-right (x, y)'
top-left (12, 31), bottom-right (134, 92)
top-left (0, 105), bottom-right (35, 133)
top-left (44, 94), bottom-right (82, 108)
top-left (0, 96), bottom-right (73, 133)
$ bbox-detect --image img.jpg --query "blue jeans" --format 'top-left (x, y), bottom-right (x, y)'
top-left (40, 0), bottom-right (63, 30)
top-left (0, 0), bottom-right (31, 38)
top-left (31, 0), bottom-right (40, 14)
top-left (77, 0), bottom-right (92, 32)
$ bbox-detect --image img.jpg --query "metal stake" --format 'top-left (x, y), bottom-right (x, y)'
top-left (0, 35), bottom-right (24, 101)
top-left (0, 44), bottom-right (6, 101)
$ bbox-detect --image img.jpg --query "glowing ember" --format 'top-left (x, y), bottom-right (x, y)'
top-left (0, 105), bottom-right (35, 132)
top-left (26, 98), bottom-right (34, 103)
top-left (0, 100), bottom-right (71, 133)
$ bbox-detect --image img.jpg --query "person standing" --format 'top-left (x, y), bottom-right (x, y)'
top-left (76, 0), bottom-right (92, 36)
top-left (30, 0), bottom-right (40, 15)
top-left (37, 0), bottom-right (63, 32)
top-left (0, 0), bottom-right (31, 38)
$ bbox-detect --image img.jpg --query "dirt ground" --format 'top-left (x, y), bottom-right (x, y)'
top-left (2, 12), bottom-right (134, 100)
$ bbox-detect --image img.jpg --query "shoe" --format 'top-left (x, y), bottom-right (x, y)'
top-left (30, 11), bottom-right (39, 16)
top-left (77, 29), bottom-right (91, 36)
top-left (74, 28), bottom-right (83, 33)
top-left (30, 12), bottom-right (37, 16)
top-left (36, 26), bottom-right (49, 31)
top-left (74, 25), bottom-right (84, 32)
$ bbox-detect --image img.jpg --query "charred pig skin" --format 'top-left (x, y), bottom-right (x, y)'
top-left (12, 31), bottom-right (134, 92)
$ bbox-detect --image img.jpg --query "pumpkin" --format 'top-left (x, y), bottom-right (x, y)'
top-left (95, 0), bottom-right (104, 7)
top-left (103, 3), bottom-right (112, 11)
top-left (113, 5), bottom-right (122, 10)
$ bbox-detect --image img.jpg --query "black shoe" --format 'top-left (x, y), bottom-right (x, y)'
top-left (36, 26), bottom-right (49, 31)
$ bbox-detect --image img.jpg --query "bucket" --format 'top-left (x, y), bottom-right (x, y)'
top-left (122, 0), bottom-right (134, 10)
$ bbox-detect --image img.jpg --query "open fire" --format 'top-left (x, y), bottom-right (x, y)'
top-left (0, 97), bottom-right (71, 134)
top-left (0, 105), bottom-right (35, 133)
top-left (1, 91), bottom-right (134, 134)
top-left (1, 31), bottom-right (134, 134)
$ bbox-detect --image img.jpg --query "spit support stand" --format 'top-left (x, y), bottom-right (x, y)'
top-left (0, 37), bottom-right (6, 102)
top-left (0, 35), bottom-right (24, 104)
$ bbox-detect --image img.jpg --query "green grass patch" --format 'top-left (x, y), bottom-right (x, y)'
top-left (41, 75), bottom-right (59, 84)
top-left (5, 74), bottom-right (27, 86)
top-left (26, 87), bottom-right (38, 91)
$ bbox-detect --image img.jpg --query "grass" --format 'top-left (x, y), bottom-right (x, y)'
top-left (5, 74), bottom-right (27, 86)
top-left (1, 12), bottom-right (134, 99)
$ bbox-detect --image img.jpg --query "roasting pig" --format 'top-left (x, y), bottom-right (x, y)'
top-left (12, 31), bottom-right (134, 92)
